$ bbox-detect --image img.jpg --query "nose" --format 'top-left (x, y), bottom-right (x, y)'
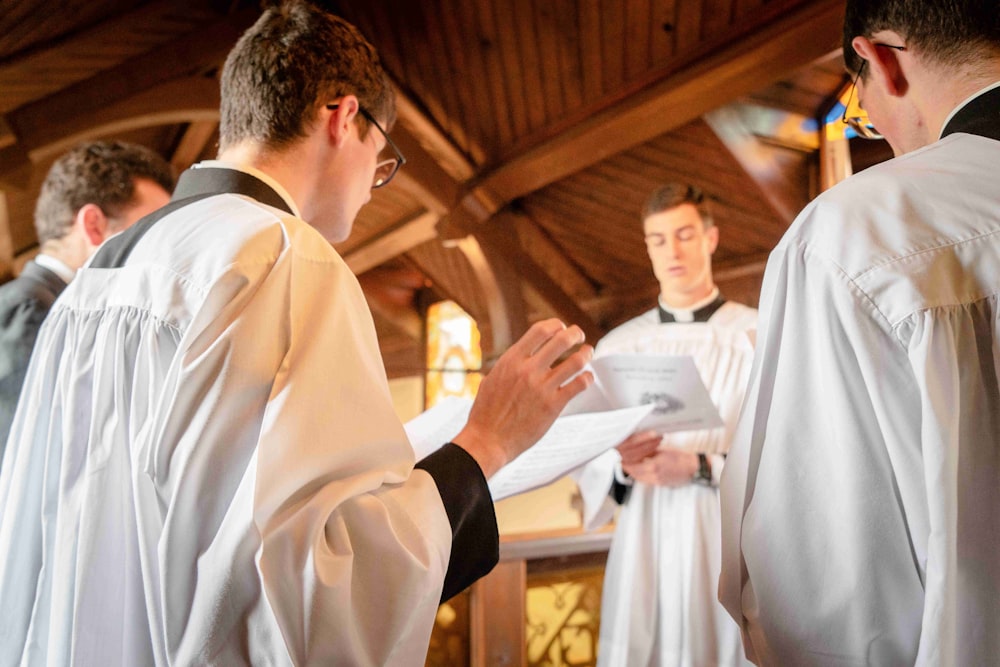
top-left (666, 236), bottom-right (681, 258)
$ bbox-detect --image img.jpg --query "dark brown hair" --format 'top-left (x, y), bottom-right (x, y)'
top-left (843, 0), bottom-right (1000, 75)
top-left (643, 183), bottom-right (714, 228)
top-left (219, 0), bottom-right (394, 152)
top-left (34, 141), bottom-right (173, 245)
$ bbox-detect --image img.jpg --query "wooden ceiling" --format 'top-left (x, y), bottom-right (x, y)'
top-left (0, 0), bottom-right (850, 377)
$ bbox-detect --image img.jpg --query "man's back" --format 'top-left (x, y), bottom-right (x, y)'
top-left (722, 131), bottom-right (1000, 665)
top-left (0, 191), bottom-right (452, 665)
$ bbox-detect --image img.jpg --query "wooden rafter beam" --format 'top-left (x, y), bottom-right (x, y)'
top-left (344, 211), bottom-right (440, 276)
top-left (475, 215), bottom-right (602, 343)
top-left (12, 76), bottom-right (220, 164)
top-left (458, 0), bottom-right (843, 214)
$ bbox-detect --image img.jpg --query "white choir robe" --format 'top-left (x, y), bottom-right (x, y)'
top-left (575, 302), bottom-right (757, 667)
top-left (720, 131), bottom-right (1000, 666)
top-left (0, 192), bottom-right (455, 666)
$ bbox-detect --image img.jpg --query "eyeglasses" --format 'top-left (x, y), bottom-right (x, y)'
top-left (326, 103), bottom-right (406, 188)
top-left (841, 43), bottom-right (906, 140)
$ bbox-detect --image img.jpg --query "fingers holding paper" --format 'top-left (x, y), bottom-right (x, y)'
top-left (452, 318), bottom-right (594, 478)
top-left (616, 430), bottom-right (663, 466)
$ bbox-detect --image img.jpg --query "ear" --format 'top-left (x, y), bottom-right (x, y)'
top-left (852, 34), bottom-right (907, 98)
top-left (75, 203), bottom-right (109, 247)
top-left (705, 225), bottom-right (719, 255)
top-left (327, 95), bottom-right (361, 147)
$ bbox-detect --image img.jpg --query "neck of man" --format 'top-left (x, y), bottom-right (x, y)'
top-left (915, 55), bottom-right (1000, 144)
top-left (218, 140), bottom-right (316, 216)
top-left (660, 282), bottom-right (718, 311)
top-left (39, 235), bottom-right (89, 272)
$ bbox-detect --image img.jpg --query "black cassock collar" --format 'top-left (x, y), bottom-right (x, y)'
top-left (658, 295), bottom-right (726, 323)
top-left (90, 166), bottom-right (294, 270)
top-left (941, 84), bottom-right (1000, 142)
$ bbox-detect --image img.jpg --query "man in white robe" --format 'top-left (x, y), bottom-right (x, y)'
top-left (0, 4), bottom-right (593, 666)
top-left (576, 184), bottom-right (756, 667)
top-left (719, 1), bottom-right (1000, 664)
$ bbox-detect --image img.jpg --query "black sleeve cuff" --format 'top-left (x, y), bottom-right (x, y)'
top-left (415, 443), bottom-right (500, 602)
top-left (610, 478), bottom-right (632, 505)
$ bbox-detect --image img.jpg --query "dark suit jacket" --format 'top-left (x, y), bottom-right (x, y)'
top-left (0, 261), bottom-right (67, 460)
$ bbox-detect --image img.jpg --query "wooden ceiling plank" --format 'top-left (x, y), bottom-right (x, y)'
top-left (421, 1), bottom-right (478, 162)
top-left (577, 0), bottom-right (604, 102)
top-left (344, 211), bottom-right (440, 276)
top-left (650, 0), bottom-right (678, 66)
top-left (170, 121), bottom-right (218, 173)
top-left (494, 0), bottom-right (530, 139)
top-left (675, 0), bottom-right (704, 51)
top-left (600, 0), bottom-right (626, 94)
top-left (625, 0), bottom-right (653, 81)
top-left (449, 0), bottom-right (497, 165)
top-left (702, 0), bottom-right (735, 41)
top-left (473, 0), bottom-right (516, 155)
top-left (472, 0), bottom-right (842, 206)
top-left (551, 0), bottom-right (584, 112)
top-left (529, 0), bottom-right (566, 125)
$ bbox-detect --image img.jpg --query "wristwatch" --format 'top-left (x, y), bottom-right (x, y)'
top-left (693, 453), bottom-right (712, 485)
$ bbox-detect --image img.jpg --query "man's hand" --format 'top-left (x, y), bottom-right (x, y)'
top-left (616, 430), bottom-right (663, 467)
top-left (452, 319), bottom-right (594, 478)
top-left (622, 446), bottom-right (699, 487)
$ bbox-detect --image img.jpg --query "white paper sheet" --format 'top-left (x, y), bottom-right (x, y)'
top-left (588, 354), bottom-right (723, 432)
top-left (404, 397), bottom-right (654, 500)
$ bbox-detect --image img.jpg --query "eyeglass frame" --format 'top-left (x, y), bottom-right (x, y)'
top-left (326, 103), bottom-right (406, 188)
top-left (841, 43), bottom-right (906, 140)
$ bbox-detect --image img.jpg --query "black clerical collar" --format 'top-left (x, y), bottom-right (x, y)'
top-left (91, 166), bottom-right (295, 270)
top-left (941, 84), bottom-right (1000, 142)
top-left (173, 166), bottom-right (295, 215)
top-left (658, 295), bottom-right (726, 323)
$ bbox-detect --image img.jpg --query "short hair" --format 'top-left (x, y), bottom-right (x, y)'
top-left (642, 183), bottom-right (714, 228)
top-left (34, 141), bottom-right (174, 245)
top-left (843, 0), bottom-right (1000, 75)
top-left (219, 0), bottom-right (394, 153)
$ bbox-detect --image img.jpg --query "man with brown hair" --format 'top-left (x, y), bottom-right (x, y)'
top-left (0, 2), bottom-right (592, 665)
top-left (720, 0), bottom-right (1000, 664)
top-left (0, 140), bottom-right (172, 456)
top-left (576, 183), bottom-right (756, 666)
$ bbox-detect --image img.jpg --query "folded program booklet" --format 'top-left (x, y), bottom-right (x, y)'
top-left (405, 354), bottom-right (721, 501)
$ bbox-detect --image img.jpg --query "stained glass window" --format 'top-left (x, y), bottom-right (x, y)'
top-left (425, 300), bottom-right (482, 408)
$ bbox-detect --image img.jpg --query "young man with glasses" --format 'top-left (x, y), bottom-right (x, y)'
top-left (0, 2), bottom-right (593, 664)
top-left (575, 183), bottom-right (756, 667)
top-left (720, 0), bottom-right (1000, 664)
